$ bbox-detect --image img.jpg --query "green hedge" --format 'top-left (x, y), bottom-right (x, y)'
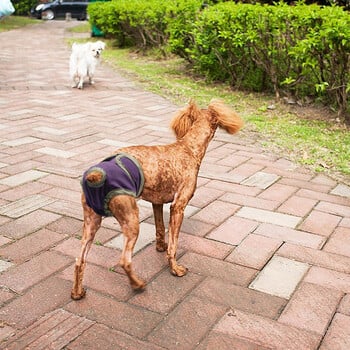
top-left (189, 2), bottom-right (350, 119)
top-left (88, 0), bottom-right (350, 121)
top-left (12, 0), bottom-right (37, 16)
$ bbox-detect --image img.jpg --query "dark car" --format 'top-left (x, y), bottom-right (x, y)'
top-left (30, 0), bottom-right (88, 20)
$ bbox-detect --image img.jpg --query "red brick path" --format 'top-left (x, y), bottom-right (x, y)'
top-left (0, 20), bottom-right (350, 349)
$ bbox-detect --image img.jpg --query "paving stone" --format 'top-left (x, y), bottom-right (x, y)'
top-left (37, 164), bottom-right (81, 178)
top-left (214, 310), bottom-right (321, 350)
top-left (207, 216), bottom-right (258, 245)
top-left (331, 183), bottom-right (350, 198)
top-left (340, 217), bottom-right (350, 228)
top-left (130, 270), bottom-right (203, 313)
top-left (33, 126), bottom-right (68, 135)
top-left (206, 179), bottom-right (262, 196)
top-left (179, 252), bottom-right (257, 286)
top-left (39, 173), bottom-right (81, 192)
top-left (319, 313), bottom-right (350, 350)
top-left (297, 188), bottom-right (350, 206)
top-left (0, 325), bottom-right (15, 344)
top-left (323, 227), bottom-right (350, 257)
top-left (0, 250), bottom-right (72, 293)
top-left (255, 223), bottom-right (325, 249)
top-left (46, 199), bottom-right (83, 220)
top-left (279, 282), bottom-right (343, 334)
top-left (277, 195), bottom-right (318, 217)
top-left (191, 200), bottom-right (240, 225)
top-left (338, 294), bottom-right (350, 316)
top-left (304, 266), bottom-right (350, 293)
top-left (226, 234), bottom-right (282, 269)
top-left (240, 171), bottom-right (280, 189)
top-left (249, 256), bottom-right (310, 299)
top-left (67, 323), bottom-right (166, 350)
top-left (0, 194), bottom-right (56, 218)
top-left (179, 232), bottom-right (232, 259)
top-left (35, 146), bottom-right (76, 159)
top-left (299, 210), bottom-right (342, 237)
top-left (197, 331), bottom-right (272, 350)
top-left (64, 289), bottom-right (162, 338)
top-left (175, 217), bottom-right (215, 237)
top-left (316, 201), bottom-right (350, 217)
top-left (46, 216), bottom-right (82, 235)
top-left (0, 169), bottom-right (47, 187)
top-left (258, 183), bottom-right (297, 202)
top-left (0, 228), bottom-right (64, 263)
top-left (220, 191), bottom-right (279, 210)
top-left (279, 178), bottom-right (332, 193)
top-left (0, 277), bottom-right (72, 329)
top-left (193, 277), bottom-right (286, 319)
top-left (0, 181), bottom-right (52, 201)
top-left (2, 136), bottom-right (40, 147)
top-left (147, 295), bottom-right (226, 350)
top-left (190, 186), bottom-right (224, 208)
top-left (0, 209), bottom-right (61, 239)
top-left (0, 236), bottom-right (12, 247)
top-left (236, 207), bottom-right (301, 228)
top-left (3, 309), bottom-right (94, 350)
top-left (277, 243), bottom-right (350, 274)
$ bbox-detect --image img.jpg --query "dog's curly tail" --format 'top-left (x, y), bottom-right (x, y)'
top-left (85, 171), bottom-right (104, 184)
top-left (209, 99), bottom-right (243, 134)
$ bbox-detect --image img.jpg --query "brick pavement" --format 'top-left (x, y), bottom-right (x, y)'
top-left (1, 20), bottom-right (350, 349)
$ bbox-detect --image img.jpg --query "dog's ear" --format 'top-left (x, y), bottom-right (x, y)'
top-left (96, 41), bottom-right (106, 50)
top-left (208, 99), bottom-right (243, 134)
top-left (170, 100), bottom-right (201, 139)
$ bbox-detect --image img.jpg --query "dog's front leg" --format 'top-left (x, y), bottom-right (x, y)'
top-left (152, 203), bottom-right (168, 252)
top-left (71, 195), bottom-right (102, 300)
top-left (167, 198), bottom-right (188, 277)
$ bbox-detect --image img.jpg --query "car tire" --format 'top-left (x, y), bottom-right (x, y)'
top-left (42, 10), bottom-right (55, 20)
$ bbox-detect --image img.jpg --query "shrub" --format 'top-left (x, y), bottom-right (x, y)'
top-left (88, 0), bottom-right (350, 121)
top-left (12, 0), bottom-right (37, 16)
top-left (188, 2), bottom-right (350, 121)
top-left (88, 0), bottom-right (170, 50)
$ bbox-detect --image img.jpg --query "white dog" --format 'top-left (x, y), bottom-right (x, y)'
top-left (69, 41), bottom-right (106, 89)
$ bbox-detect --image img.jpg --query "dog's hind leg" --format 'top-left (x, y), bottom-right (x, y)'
top-left (71, 194), bottom-right (102, 300)
top-left (153, 203), bottom-right (168, 252)
top-left (110, 195), bottom-right (146, 290)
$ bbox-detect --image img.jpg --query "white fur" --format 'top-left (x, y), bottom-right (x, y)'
top-left (69, 41), bottom-right (106, 89)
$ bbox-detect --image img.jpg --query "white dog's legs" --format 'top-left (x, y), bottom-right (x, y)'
top-left (77, 76), bottom-right (84, 89)
top-left (88, 75), bottom-right (95, 85)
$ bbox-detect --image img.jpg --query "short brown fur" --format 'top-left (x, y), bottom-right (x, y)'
top-left (71, 100), bottom-right (243, 299)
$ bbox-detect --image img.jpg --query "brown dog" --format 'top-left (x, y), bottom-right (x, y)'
top-left (71, 99), bottom-right (243, 300)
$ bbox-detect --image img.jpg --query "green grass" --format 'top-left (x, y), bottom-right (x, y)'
top-left (0, 16), bottom-right (39, 32)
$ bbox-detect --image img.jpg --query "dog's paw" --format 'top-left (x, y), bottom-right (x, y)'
top-left (171, 264), bottom-right (188, 277)
top-left (131, 278), bottom-right (146, 291)
top-left (71, 287), bottom-right (86, 300)
top-left (156, 241), bottom-right (168, 252)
